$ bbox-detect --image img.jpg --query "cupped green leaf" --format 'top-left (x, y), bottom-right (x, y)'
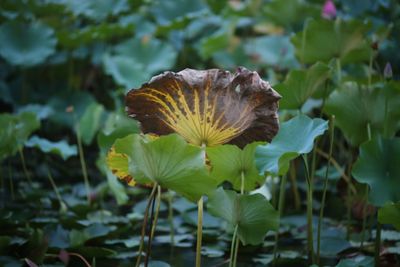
top-left (352, 137), bottom-right (400, 207)
top-left (25, 136), bottom-right (77, 160)
top-left (274, 62), bottom-right (331, 109)
top-left (324, 81), bottom-right (400, 146)
top-left (113, 134), bottom-right (216, 202)
top-left (206, 142), bottom-right (265, 192)
top-left (0, 21), bottom-right (56, 66)
top-left (255, 115), bottom-right (328, 175)
top-left (207, 188), bottom-right (279, 245)
top-left (0, 112), bottom-right (40, 161)
top-left (291, 19), bottom-right (371, 64)
top-left (378, 202), bottom-right (400, 230)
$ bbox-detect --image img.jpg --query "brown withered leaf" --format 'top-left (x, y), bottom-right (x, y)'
top-left (126, 67), bottom-right (281, 147)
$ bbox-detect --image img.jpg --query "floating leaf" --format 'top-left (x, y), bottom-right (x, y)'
top-left (378, 202), bottom-right (400, 230)
top-left (352, 137), bottom-right (400, 206)
top-left (25, 136), bottom-right (77, 160)
top-left (324, 81), bottom-right (400, 146)
top-left (0, 112), bottom-right (40, 160)
top-left (126, 68), bottom-right (281, 147)
top-left (256, 114), bottom-right (328, 175)
top-left (274, 62), bottom-right (331, 109)
top-left (103, 37), bottom-right (177, 90)
top-left (206, 142), bottom-right (265, 192)
top-left (111, 134), bottom-right (216, 202)
top-left (291, 19), bottom-right (371, 64)
top-left (0, 21), bottom-right (56, 66)
top-left (207, 188), bottom-right (279, 245)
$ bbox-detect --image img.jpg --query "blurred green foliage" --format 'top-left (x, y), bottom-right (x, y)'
top-left (0, 0), bottom-right (400, 266)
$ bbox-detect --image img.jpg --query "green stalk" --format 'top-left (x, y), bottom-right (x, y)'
top-left (47, 169), bottom-right (65, 210)
top-left (360, 188), bottom-right (369, 249)
top-left (19, 147), bottom-right (32, 185)
top-left (135, 183), bottom-right (158, 267)
top-left (346, 184), bottom-right (352, 240)
top-left (317, 116), bottom-right (335, 263)
top-left (302, 154), bottom-right (315, 265)
top-left (375, 222), bottom-right (382, 266)
top-left (75, 124), bottom-right (91, 204)
top-left (336, 58), bottom-right (342, 84)
top-left (144, 186), bottom-right (158, 267)
top-left (167, 192), bottom-right (175, 247)
top-left (195, 196), bottom-right (204, 267)
top-left (150, 186), bottom-right (162, 239)
top-left (368, 50), bottom-right (373, 89)
top-left (232, 231), bottom-right (240, 267)
top-left (8, 163), bottom-right (14, 201)
top-left (273, 175), bottom-right (287, 265)
top-left (289, 162), bottom-right (301, 210)
top-left (361, 123), bottom-right (372, 249)
top-left (196, 143), bottom-right (207, 267)
top-left (229, 225), bottom-right (238, 267)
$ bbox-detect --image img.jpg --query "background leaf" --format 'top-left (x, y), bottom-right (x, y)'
top-left (275, 62), bottom-right (331, 109)
top-left (352, 137), bottom-right (400, 206)
top-left (324, 81), bottom-right (400, 146)
top-left (0, 112), bottom-right (40, 160)
top-left (25, 135), bottom-right (77, 160)
top-left (0, 21), bottom-right (56, 66)
top-left (102, 37), bottom-right (177, 90)
top-left (291, 19), bottom-right (371, 64)
top-left (378, 202), bottom-right (400, 230)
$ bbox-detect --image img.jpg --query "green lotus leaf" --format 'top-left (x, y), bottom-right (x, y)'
top-left (150, 0), bottom-right (208, 26)
top-left (244, 35), bottom-right (298, 68)
top-left (206, 142), bottom-right (265, 192)
top-left (324, 81), bottom-right (400, 146)
top-left (25, 136), bottom-right (77, 161)
top-left (0, 112), bottom-right (40, 161)
top-left (291, 19), bottom-right (371, 64)
top-left (78, 102), bottom-right (105, 145)
top-left (112, 134), bottom-right (216, 202)
top-left (255, 114), bottom-right (328, 175)
top-left (207, 188), bottom-right (279, 245)
top-left (0, 21), bottom-right (56, 66)
top-left (275, 62), bottom-right (331, 109)
top-left (378, 202), bottom-right (400, 230)
top-left (97, 111), bottom-right (140, 152)
top-left (65, 0), bottom-right (129, 21)
top-left (352, 137), bottom-right (400, 207)
top-left (103, 37), bottom-right (177, 90)
top-left (263, 0), bottom-right (320, 28)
